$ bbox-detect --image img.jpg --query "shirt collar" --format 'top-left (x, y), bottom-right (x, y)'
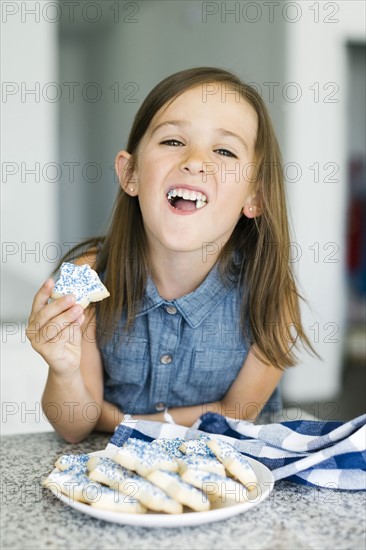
top-left (136, 263), bottom-right (235, 328)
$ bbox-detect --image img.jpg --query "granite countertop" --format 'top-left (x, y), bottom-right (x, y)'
top-left (1, 432), bottom-right (365, 550)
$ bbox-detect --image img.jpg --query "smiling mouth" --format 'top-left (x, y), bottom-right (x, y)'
top-left (166, 187), bottom-right (208, 211)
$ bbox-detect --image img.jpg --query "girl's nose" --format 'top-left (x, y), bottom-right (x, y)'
top-left (179, 148), bottom-right (206, 174)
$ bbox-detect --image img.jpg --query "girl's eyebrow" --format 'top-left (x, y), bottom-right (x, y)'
top-left (151, 120), bottom-right (248, 151)
top-left (150, 120), bottom-right (189, 135)
top-left (216, 128), bottom-right (248, 151)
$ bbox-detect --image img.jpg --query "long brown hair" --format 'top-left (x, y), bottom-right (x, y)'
top-left (61, 67), bottom-right (317, 369)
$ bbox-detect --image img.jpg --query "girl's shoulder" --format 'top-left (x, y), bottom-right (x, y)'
top-left (74, 248), bottom-right (98, 270)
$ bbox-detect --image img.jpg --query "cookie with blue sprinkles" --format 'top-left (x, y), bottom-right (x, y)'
top-left (151, 437), bottom-right (186, 459)
top-left (51, 262), bottom-right (110, 308)
top-left (179, 435), bottom-right (216, 458)
top-left (44, 436), bottom-right (260, 515)
top-left (114, 438), bottom-right (179, 476)
top-left (147, 470), bottom-right (210, 512)
top-left (88, 455), bottom-right (182, 513)
top-left (128, 475), bottom-right (183, 514)
top-left (207, 439), bottom-right (258, 489)
top-left (87, 456), bottom-right (136, 486)
top-left (178, 455), bottom-right (226, 477)
top-left (55, 453), bottom-right (89, 472)
top-left (181, 468), bottom-right (248, 504)
top-left (43, 468), bottom-right (102, 504)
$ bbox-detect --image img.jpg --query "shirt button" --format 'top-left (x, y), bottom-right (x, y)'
top-left (160, 354), bottom-right (172, 364)
top-left (155, 402), bottom-right (165, 411)
top-left (165, 305), bottom-right (177, 315)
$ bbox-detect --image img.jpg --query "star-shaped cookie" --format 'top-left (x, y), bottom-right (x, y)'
top-left (51, 262), bottom-right (110, 308)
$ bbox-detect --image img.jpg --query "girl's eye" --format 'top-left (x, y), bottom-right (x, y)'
top-left (215, 148), bottom-right (237, 158)
top-left (160, 139), bottom-right (184, 147)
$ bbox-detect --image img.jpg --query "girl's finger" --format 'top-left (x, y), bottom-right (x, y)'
top-left (29, 278), bottom-right (55, 318)
top-left (37, 304), bottom-right (85, 345)
top-left (33, 293), bottom-right (77, 331)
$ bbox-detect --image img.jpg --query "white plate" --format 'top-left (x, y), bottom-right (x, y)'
top-left (51, 450), bottom-right (274, 527)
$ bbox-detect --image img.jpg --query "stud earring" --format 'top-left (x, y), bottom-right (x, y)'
top-left (129, 186), bottom-right (134, 192)
top-left (249, 206), bottom-right (253, 212)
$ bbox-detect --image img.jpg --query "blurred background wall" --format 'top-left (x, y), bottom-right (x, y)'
top-left (1, 0), bottom-right (365, 434)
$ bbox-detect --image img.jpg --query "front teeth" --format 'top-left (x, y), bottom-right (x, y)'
top-left (167, 187), bottom-right (207, 209)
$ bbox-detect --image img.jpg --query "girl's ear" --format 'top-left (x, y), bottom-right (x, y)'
top-left (115, 150), bottom-right (138, 196)
top-left (242, 193), bottom-right (262, 218)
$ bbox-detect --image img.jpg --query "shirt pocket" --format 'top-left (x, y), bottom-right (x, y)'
top-left (102, 340), bottom-right (149, 386)
top-left (187, 348), bottom-right (247, 397)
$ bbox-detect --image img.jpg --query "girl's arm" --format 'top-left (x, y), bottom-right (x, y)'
top-left (41, 304), bottom-right (104, 443)
top-left (28, 253), bottom-right (104, 443)
top-left (218, 345), bottom-right (284, 421)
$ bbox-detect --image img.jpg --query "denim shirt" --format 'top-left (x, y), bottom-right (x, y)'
top-left (98, 264), bottom-right (281, 418)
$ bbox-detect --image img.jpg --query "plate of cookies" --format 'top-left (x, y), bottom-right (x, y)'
top-left (42, 435), bottom-right (274, 527)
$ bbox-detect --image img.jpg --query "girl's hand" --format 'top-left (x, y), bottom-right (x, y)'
top-left (26, 279), bottom-right (85, 375)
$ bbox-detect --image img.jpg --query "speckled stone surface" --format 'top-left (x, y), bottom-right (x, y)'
top-left (1, 432), bottom-right (365, 550)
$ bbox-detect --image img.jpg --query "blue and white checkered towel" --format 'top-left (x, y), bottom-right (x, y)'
top-left (107, 412), bottom-right (366, 491)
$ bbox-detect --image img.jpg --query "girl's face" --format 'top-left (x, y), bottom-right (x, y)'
top-left (118, 84), bottom-right (259, 259)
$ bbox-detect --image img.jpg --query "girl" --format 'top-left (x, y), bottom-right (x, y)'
top-left (27, 67), bottom-right (315, 443)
